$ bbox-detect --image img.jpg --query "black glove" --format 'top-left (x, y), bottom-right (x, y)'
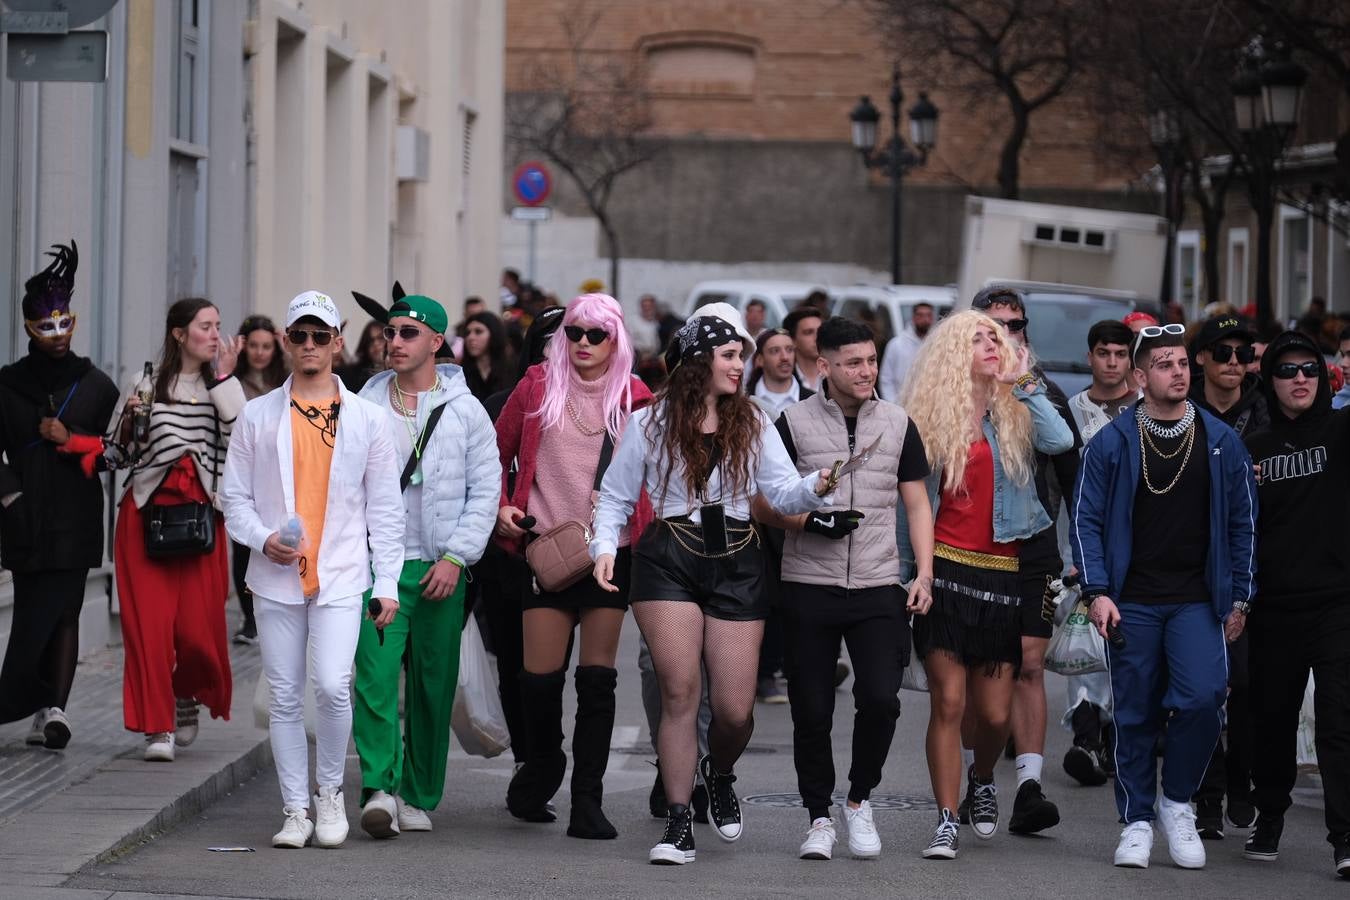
top-left (803, 509), bottom-right (864, 540)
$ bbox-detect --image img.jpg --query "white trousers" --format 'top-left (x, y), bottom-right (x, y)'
top-left (256, 593), bottom-right (362, 811)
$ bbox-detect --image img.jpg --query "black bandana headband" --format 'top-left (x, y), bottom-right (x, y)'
top-left (665, 316), bottom-right (740, 373)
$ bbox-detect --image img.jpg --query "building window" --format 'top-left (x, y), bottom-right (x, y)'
top-left (1280, 205), bottom-right (1311, 321)
top-left (1177, 230), bottom-right (1201, 317)
top-left (461, 107), bottom-right (476, 213)
top-left (1227, 227), bottom-right (1248, 308)
top-left (172, 0), bottom-right (203, 143)
top-left (641, 32), bottom-right (757, 97)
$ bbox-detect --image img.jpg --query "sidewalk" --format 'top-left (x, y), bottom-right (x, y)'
top-left (0, 635), bottom-right (269, 894)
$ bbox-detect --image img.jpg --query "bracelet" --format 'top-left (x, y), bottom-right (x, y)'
top-left (442, 552), bottom-right (464, 567)
top-left (1015, 373), bottom-right (1038, 391)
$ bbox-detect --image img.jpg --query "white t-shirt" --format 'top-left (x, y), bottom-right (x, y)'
top-left (753, 377), bottom-right (801, 419)
top-left (387, 405), bottom-right (425, 560)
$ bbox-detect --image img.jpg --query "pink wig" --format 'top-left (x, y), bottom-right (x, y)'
top-left (531, 293), bottom-right (635, 439)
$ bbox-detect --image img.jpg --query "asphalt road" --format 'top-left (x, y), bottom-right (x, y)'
top-left (68, 619), bottom-right (1338, 900)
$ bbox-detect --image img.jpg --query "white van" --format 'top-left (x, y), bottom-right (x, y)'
top-left (830, 284), bottom-right (956, 347)
top-left (682, 280), bottom-right (829, 330)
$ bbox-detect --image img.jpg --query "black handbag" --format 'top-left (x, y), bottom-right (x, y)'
top-left (143, 410), bottom-right (220, 559)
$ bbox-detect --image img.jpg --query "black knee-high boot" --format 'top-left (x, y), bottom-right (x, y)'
top-left (507, 668), bottom-right (567, 822)
top-left (568, 665), bottom-right (618, 839)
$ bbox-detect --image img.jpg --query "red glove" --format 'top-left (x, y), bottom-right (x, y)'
top-left (56, 433), bottom-right (105, 478)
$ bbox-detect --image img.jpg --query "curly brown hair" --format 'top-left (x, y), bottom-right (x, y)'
top-left (645, 353), bottom-right (760, 506)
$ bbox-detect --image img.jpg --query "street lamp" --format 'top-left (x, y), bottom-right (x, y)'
top-left (1259, 42), bottom-right (1307, 146)
top-left (849, 67), bottom-right (938, 285)
top-left (1148, 105), bottom-right (1186, 307)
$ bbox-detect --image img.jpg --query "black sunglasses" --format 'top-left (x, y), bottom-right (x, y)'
top-left (287, 328), bottom-right (334, 346)
top-left (1272, 361), bottom-right (1321, 380)
top-left (382, 325), bottom-right (425, 342)
top-left (1209, 343), bottom-right (1256, 365)
top-left (1003, 318), bottom-right (1028, 333)
top-left (564, 325), bottom-right (609, 345)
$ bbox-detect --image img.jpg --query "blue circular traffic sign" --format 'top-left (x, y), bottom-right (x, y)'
top-left (512, 162), bottom-right (552, 206)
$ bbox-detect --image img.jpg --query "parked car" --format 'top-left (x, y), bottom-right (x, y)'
top-left (830, 284), bottom-right (956, 351)
top-left (681, 279), bottom-right (828, 330)
top-left (958, 280), bottom-right (1139, 397)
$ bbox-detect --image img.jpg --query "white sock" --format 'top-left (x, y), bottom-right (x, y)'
top-left (1015, 752), bottom-right (1043, 787)
top-left (961, 747), bottom-right (975, 770)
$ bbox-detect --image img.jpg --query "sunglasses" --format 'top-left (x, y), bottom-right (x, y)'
top-left (1132, 322), bottom-right (1186, 357)
top-left (287, 328), bottom-right (335, 346)
top-left (564, 325), bottom-right (609, 345)
top-left (1272, 361), bottom-right (1321, 380)
top-left (382, 325), bottom-right (425, 342)
top-left (1003, 318), bottom-right (1028, 333)
top-left (1208, 343), bottom-right (1256, 365)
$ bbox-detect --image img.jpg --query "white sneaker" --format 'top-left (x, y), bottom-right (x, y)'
top-left (144, 732), bottom-right (175, 762)
top-left (844, 800), bottom-right (882, 858)
top-left (272, 807), bottom-right (314, 849)
top-left (1114, 821), bottom-right (1153, 868)
top-left (1158, 797), bottom-right (1206, 869)
top-left (25, 709), bottom-right (49, 745)
top-left (396, 796), bottom-right (432, 832)
top-left (314, 786), bottom-right (349, 848)
top-left (43, 706), bottom-right (71, 749)
top-left (799, 816), bottom-right (836, 860)
top-left (174, 699), bottom-right (199, 747)
top-left (359, 790), bottom-right (399, 839)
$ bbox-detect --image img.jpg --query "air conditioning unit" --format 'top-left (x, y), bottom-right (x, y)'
top-left (395, 125), bottom-right (430, 182)
top-left (1021, 221), bottom-right (1115, 254)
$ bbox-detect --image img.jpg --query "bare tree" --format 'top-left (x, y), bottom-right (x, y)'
top-left (869, 0), bottom-right (1095, 199)
top-left (507, 2), bottom-right (654, 297)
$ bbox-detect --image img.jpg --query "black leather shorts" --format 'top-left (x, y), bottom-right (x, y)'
top-left (630, 517), bottom-right (768, 621)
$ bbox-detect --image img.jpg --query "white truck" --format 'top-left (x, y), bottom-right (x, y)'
top-left (957, 196), bottom-right (1168, 306)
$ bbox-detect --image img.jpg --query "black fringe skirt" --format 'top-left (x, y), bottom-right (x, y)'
top-left (912, 543), bottom-right (1023, 674)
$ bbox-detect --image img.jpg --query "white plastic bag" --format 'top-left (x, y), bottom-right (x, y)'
top-left (1044, 601), bottom-right (1107, 676)
top-left (451, 615), bottom-right (512, 758)
top-left (1296, 674), bottom-right (1318, 769)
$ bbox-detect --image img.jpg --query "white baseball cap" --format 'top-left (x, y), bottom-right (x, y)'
top-left (689, 301), bottom-right (755, 358)
top-left (286, 290), bottom-right (340, 329)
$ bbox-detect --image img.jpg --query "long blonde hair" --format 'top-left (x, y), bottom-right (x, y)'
top-left (900, 310), bottom-right (1035, 493)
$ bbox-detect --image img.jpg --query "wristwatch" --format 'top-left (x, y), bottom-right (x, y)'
top-left (1231, 599), bottom-right (1252, 615)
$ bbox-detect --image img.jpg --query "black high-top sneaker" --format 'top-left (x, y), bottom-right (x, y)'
top-left (699, 754), bottom-right (743, 842)
top-left (1243, 814), bottom-right (1282, 862)
top-left (649, 804), bottom-right (695, 865)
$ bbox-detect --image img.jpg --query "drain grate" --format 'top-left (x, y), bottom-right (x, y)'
top-left (742, 792), bottom-right (937, 811)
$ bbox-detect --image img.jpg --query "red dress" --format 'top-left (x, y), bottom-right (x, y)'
top-left (114, 456), bottom-right (232, 733)
top-left (934, 438), bottom-right (1019, 557)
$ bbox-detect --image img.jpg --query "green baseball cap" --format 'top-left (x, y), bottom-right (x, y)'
top-left (388, 294), bottom-right (448, 334)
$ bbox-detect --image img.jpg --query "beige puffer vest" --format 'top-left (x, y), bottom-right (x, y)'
top-left (779, 391), bottom-right (908, 588)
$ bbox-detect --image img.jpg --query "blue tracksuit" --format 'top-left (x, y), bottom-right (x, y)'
top-left (1071, 402), bottom-right (1257, 823)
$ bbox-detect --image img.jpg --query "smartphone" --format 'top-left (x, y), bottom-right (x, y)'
top-left (700, 502), bottom-right (728, 555)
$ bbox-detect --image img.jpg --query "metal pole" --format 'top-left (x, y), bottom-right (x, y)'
top-left (890, 71), bottom-right (902, 286)
top-left (527, 219), bottom-right (537, 283)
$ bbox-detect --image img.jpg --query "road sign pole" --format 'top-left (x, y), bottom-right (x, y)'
top-left (527, 220), bottom-right (537, 282)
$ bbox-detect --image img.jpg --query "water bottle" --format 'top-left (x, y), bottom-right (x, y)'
top-left (132, 362), bottom-right (153, 443)
top-left (279, 516), bottom-right (303, 550)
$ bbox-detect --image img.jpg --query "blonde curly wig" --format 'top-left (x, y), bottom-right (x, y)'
top-left (900, 309), bottom-right (1035, 493)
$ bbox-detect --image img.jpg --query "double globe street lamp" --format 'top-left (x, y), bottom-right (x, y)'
top-left (849, 67), bottom-right (939, 286)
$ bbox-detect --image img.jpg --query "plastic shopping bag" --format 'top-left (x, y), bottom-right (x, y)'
top-left (1296, 674), bottom-right (1318, 769)
top-left (451, 614), bottom-right (512, 758)
top-left (1044, 601), bottom-right (1107, 676)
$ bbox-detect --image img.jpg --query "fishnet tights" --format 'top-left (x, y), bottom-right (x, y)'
top-left (633, 600), bottom-right (763, 806)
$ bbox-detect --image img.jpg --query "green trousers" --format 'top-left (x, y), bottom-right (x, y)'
top-left (353, 559), bottom-right (464, 810)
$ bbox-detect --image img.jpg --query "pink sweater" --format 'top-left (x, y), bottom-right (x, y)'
top-left (528, 374), bottom-right (630, 546)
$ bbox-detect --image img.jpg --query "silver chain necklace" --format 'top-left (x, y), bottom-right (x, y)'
top-left (1135, 401), bottom-right (1195, 440)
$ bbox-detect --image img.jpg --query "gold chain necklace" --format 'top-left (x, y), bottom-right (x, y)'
top-left (566, 394), bottom-right (605, 436)
top-left (1138, 418), bottom-right (1196, 495)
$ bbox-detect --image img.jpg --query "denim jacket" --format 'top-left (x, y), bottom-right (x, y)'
top-left (898, 383), bottom-right (1075, 580)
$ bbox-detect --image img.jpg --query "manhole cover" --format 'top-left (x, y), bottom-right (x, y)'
top-left (742, 792), bottom-right (937, 811)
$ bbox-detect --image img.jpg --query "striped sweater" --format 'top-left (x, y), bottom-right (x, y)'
top-left (113, 370), bottom-right (247, 509)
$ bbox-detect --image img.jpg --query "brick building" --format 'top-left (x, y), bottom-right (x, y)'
top-left (503, 0), bottom-right (1154, 303)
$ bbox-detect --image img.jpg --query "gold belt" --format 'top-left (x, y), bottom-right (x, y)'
top-left (935, 542), bottom-right (1019, 573)
top-left (662, 518), bottom-right (761, 560)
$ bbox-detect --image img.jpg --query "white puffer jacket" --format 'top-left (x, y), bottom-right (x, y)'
top-left (360, 365), bottom-right (501, 566)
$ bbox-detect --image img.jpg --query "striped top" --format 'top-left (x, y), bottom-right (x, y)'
top-left (113, 370), bottom-right (247, 509)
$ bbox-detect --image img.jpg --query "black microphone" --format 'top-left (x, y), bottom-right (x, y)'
top-left (367, 596), bottom-right (384, 646)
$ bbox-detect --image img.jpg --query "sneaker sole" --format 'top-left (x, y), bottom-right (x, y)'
top-left (398, 820), bottom-right (432, 832)
top-left (649, 848), bottom-right (695, 865)
top-left (43, 721), bottom-right (71, 750)
top-left (272, 837), bottom-right (311, 849)
top-left (972, 822), bottom-right (998, 840)
top-left (1114, 856), bottom-right (1149, 868)
top-left (1168, 851), bottom-right (1206, 869)
top-left (1243, 849), bottom-right (1278, 862)
top-left (1063, 749), bottom-right (1109, 787)
top-left (314, 829), bottom-right (348, 849)
top-left (849, 844), bottom-right (881, 859)
top-left (143, 749), bottom-right (174, 762)
top-left (758, 695), bottom-right (788, 705)
top-left (361, 808), bottom-right (399, 839)
top-left (799, 848), bottom-right (832, 860)
top-left (922, 847), bottom-right (957, 860)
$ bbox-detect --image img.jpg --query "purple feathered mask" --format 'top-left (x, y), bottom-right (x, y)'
top-left (22, 241), bottom-right (78, 341)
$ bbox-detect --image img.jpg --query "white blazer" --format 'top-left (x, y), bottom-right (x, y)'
top-left (221, 374), bottom-right (404, 605)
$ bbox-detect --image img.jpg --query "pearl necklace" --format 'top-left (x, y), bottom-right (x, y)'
top-left (566, 394), bottom-right (606, 436)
